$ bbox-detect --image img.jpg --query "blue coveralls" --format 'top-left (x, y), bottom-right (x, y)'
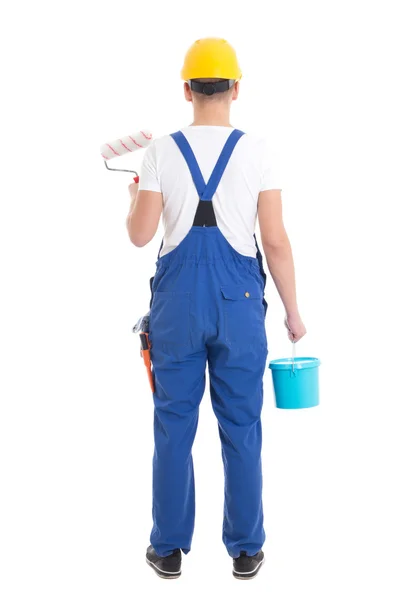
top-left (148, 129), bottom-right (268, 558)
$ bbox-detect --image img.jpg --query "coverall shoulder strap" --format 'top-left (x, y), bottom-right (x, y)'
top-left (170, 131), bottom-right (206, 197)
top-left (201, 129), bottom-right (245, 201)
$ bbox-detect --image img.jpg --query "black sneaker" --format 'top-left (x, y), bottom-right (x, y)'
top-left (146, 545), bottom-right (182, 579)
top-left (233, 550), bottom-right (265, 580)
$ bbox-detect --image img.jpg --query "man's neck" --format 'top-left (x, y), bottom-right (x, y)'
top-left (191, 105), bottom-right (232, 127)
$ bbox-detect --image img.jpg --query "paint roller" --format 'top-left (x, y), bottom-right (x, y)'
top-left (101, 129), bottom-right (153, 182)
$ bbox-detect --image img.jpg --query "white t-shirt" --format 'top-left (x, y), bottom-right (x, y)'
top-left (139, 125), bottom-right (281, 258)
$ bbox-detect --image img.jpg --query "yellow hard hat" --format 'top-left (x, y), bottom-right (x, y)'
top-left (181, 38), bottom-right (242, 81)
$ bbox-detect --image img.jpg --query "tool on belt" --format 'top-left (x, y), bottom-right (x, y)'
top-left (133, 312), bottom-right (154, 393)
top-left (139, 332), bottom-right (155, 393)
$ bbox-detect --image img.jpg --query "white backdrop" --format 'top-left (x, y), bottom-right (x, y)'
top-left (1, 0), bottom-right (400, 598)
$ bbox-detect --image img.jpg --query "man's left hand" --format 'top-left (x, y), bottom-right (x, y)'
top-left (128, 180), bottom-right (139, 199)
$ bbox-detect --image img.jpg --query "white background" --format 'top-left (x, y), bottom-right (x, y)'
top-left (1, 0), bottom-right (400, 598)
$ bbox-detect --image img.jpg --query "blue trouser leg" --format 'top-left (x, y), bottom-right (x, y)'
top-left (150, 345), bottom-right (207, 557)
top-left (208, 341), bottom-right (268, 558)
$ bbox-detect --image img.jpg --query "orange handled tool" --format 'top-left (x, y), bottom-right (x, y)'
top-left (139, 332), bottom-right (155, 393)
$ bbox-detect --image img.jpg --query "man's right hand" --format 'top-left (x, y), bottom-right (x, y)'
top-left (258, 190), bottom-right (307, 345)
top-left (284, 313), bottom-right (307, 343)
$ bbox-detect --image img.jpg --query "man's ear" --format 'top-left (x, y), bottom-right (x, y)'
top-left (184, 82), bottom-right (193, 103)
top-left (232, 81), bottom-right (240, 101)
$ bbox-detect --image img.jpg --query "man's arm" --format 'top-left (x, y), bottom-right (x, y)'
top-left (126, 181), bottom-right (163, 247)
top-left (258, 189), bottom-right (306, 342)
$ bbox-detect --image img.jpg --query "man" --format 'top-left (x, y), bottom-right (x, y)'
top-left (126, 38), bottom-right (306, 580)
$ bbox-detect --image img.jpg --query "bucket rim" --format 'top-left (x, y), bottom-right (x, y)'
top-left (269, 357), bottom-right (321, 370)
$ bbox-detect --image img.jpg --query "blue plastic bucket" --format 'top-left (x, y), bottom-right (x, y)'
top-left (269, 356), bottom-right (321, 409)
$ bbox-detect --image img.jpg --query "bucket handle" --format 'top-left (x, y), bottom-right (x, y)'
top-left (291, 341), bottom-right (296, 376)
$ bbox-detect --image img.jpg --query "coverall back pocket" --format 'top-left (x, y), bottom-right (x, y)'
top-left (221, 284), bottom-right (265, 345)
top-left (150, 291), bottom-right (191, 346)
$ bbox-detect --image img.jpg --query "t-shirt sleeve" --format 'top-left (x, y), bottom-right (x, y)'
top-left (260, 141), bottom-right (282, 191)
top-left (138, 143), bottom-right (161, 193)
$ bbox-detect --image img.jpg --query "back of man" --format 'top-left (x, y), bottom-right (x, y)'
top-left (126, 37), bottom-right (306, 581)
top-left (140, 127), bottom-right (280, 259)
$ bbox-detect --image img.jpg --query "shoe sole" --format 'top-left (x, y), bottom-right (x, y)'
top-left (233, 557), bottom-right (265, 580)
top-left (146, 558), bottom-right (182, 579)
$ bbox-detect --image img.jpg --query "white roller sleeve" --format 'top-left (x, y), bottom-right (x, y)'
top-left (100, 129), bottom-right (153, 160)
